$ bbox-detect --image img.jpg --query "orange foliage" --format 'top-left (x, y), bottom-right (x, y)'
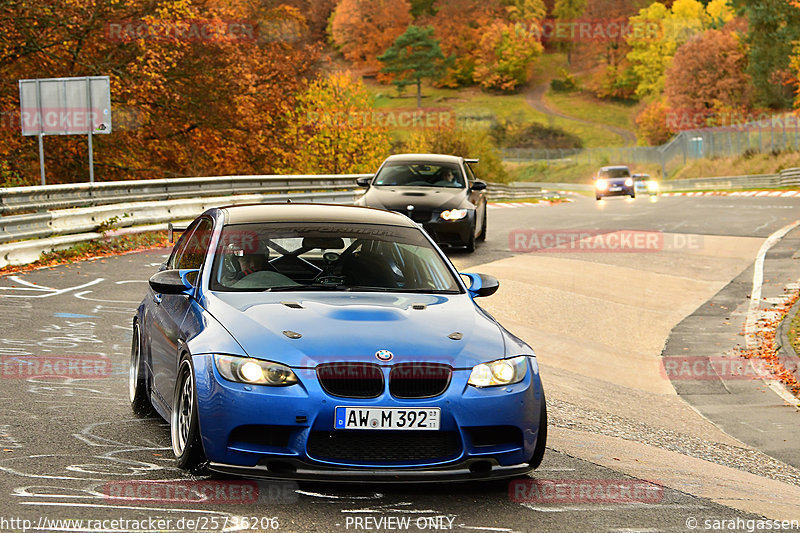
top-left (418, 0), bottom-right (504, 87)
top-left (329, 0), bottom-right (413, 76)
top-left (0, 0), bottom-right (322, 185)
top-left (665, 29), bottom-right (752, 115)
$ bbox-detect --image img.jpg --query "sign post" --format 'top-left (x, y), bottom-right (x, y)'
top-left (18, 76), bottom-right (112, 184)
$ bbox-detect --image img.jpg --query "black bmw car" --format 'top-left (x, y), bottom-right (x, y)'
top-left (354, 154), bottom-right (488, 252)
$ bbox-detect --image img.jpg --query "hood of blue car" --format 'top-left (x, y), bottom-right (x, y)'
top-left (203, 291), bottom-right (516, 368)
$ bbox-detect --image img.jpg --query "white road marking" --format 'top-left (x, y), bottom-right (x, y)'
top-left (0, 279), bottom-right (104, 299)
top-left (744, 220), bottom-right (800, 408)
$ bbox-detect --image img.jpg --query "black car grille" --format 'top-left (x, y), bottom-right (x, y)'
top-left (307, 430), bottom-right (461, 463)
top-left (389, 363), bottom-right (452, 398)
top-left (316, 362), bottom-right (384, 398)
top-left (408, 209), bottom-right (431, 223)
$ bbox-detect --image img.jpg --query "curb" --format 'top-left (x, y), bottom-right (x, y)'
top-left (661, 190), bottom-right (800, 198)
top-left (776, 296), bottom-right (800, 388)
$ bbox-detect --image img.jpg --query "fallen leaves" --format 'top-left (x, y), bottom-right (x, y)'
top-left (736, 289), bottom-right (800, 397)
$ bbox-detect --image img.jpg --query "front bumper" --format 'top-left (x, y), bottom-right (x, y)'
top-left (421, 217), bottom-right (474, 248)
top-left (207, 459), bottom-right (532, 483)
top-left (192, 354), bottom-right (544, 481)
top-left (597, 185), bottom-right (634, 197)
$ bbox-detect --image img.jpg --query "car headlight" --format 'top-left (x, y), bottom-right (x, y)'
top-left (214, 355), bottom-right (298, 386)
top-left (595, 179), bottom-right (607, 190)
top-left (647, 181), bottom-right (659, 191)
top-left (624, 178), bottom-right (633, 187)
top-left (440, 209), bottom-right (468, 221)
top-left (468, 356), bottom-right (528, 387)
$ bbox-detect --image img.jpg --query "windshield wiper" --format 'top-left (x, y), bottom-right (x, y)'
top-left (264, 284), bottom-right (347, 292)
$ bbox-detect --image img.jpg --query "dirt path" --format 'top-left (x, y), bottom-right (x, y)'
top-left (524, 81), bottom-right (638, 146)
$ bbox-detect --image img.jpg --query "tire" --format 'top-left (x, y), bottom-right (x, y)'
top-left (528, 396), bottom-right (547, 470)
top-left (477, 205), bottom-right (487, 242)
top-left (171, 357), bottom-right (207, 471)
top-left (630, 191), bottom-right (636, 199)
top-left (129, 323), bottom-right (155, 417)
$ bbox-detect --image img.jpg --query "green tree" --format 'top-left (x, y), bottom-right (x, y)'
top-left (731, 0), bottom-right (800, 108)
top-left (553, 0), bottom-right (587, 64)
top-left (379, 26), bottom-right (445, 108)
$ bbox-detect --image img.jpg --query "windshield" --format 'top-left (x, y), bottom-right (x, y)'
top-left (373, 162), bottom-right (465, 188)
top-left (210, 222), bottom-right (462, 293)
top-left (599, 168), bottom-right (631, 179)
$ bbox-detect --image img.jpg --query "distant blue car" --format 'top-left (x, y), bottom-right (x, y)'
top-left (130, 204), bottom-right (547, 481)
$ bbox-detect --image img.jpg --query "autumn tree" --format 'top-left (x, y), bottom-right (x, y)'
top-left (281, 72), bottom-right (390, 175)
top-left (379, 26), bottom-right (445, 108)
top-left (0, 0), bottom-right (322, 184)
top-left (329, 0), bottom-right (413, 75)
top-left (552, 0), bottom-right (587, 64)
top-left (731, 0), bottom-right (800, 108)
top-left (635, 100), bottom-right (675, 145)
top-left (473, 21), bottom-right (544, 92)
top-left (573, 0), bottom-right (646, 100)
top-left (626, 0), bottom-right (734, 100)
top-left (664, 29), bottom-right (752, 119)
top-left (418, 0), bottom-right (504, 87)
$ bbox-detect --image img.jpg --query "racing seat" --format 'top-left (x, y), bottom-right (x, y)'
top-left (340, 251), bottom-right (397, 288)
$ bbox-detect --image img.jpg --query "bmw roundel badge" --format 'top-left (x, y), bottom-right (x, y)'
top-left (375, 349), bottom-right (394, 362)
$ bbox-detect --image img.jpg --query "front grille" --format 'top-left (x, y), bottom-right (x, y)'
top-left (317, 362), bottom-right (384, 398)
top-left (307, 430), bottom-right (461, 463)
top-left (408, 210), bottom-right (431, 223)
top-left (389, 363), bottom-right (452, 398)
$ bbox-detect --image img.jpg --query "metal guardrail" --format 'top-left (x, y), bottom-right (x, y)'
top-left (0, 174), bottom-right (364, 216)
top-left (658, 174), bottom-right (780, 191)
top-left (485, 183), bottom-right (543, 199)
top-left (0, 175), bottom-right (368, 245)
top-left (0, 175), bottom-right (543, 268)
top-left (517, 182), bottom-right (594, 192)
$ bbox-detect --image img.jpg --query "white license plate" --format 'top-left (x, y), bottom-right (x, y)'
top-left (609, 186), bottom-right (622, 192)
top-left (335, 407), bottom-right (440, 430)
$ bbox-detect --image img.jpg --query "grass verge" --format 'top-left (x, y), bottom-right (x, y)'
top-left (0, 231), bottom-right (169, 277)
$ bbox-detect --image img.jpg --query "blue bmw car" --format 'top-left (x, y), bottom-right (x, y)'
top-left (130, 204), bottom-right (547, 481)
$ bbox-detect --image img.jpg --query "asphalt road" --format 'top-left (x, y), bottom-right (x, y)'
top-left (1, 194), bottom-right (799, 533)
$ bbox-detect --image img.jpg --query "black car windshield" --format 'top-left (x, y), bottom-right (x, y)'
top-left (373, 162), bottom-right (465, 188)
top-left (210, 222), bottom-right (462, 293)
top-left (599, 168), bottom-right (631, 179)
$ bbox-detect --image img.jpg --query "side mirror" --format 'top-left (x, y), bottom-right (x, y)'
top-left (149, 269), bottom-right (198, 295)
top-left (356, 177), bottom-right (372, 188)
top-left (470, 181), bottom-right (487, 191)
top-left (461, 272), bottom-right (499, 298)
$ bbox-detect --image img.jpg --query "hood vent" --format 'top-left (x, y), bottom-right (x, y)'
top-left (281, 301), bottom-right (304, 309)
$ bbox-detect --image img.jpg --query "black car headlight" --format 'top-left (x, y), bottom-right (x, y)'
top-left (468, 356), bottom-right (528, 387)
top-left (440, 209), bottom-right (468, 221)
top-left (214, 355), bottom-right (298, 386)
